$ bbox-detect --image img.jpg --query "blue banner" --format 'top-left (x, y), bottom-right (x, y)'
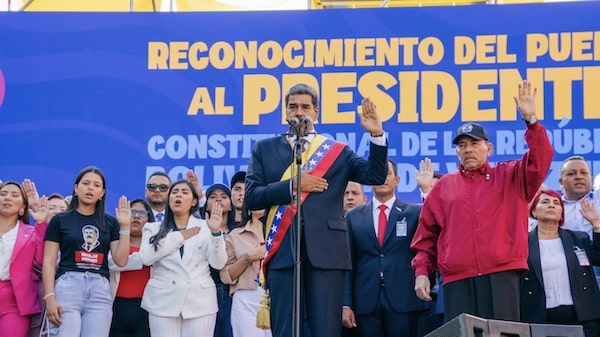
top-left (1, 2), bottom-right (599, 207)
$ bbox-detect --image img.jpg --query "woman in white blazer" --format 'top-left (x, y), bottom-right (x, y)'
top-left (140, 179), bottom-right (227, 337)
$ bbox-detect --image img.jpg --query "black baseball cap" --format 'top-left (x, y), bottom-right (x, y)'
top-left (230, 171), bottom-right (246, 188)
top-left (452, 122), bottom-right (489, 145)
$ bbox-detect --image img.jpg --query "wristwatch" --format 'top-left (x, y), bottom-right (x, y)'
top-left (525, 115), bottom-right (538, 125)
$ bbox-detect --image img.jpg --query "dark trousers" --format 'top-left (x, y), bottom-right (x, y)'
top-left (110, 297), bottom-right (150, 337)
top-left (547, 305), bottom-right (600, 337)
top-left (443, 270), bottom-right (520, 321)
top-left (356, 288), bottom-right (424, 337)
top-left (341, 326), bottom-right (359, 337)
top-left (583, 321), bottom-right (600, 337)
top-left (267, 263), bottom-right (344, 337)
top-left (213, 283), bottom-right (233, 337)
top-left (416, 307), bottom-right (444, 337)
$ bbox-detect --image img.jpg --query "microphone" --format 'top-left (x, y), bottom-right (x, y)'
top-left (286, 117), bottom-right (312, 127)
top-left (287, 117), bottom-right (301, 127)
top-left (286, 117), bottom-right (312, 137)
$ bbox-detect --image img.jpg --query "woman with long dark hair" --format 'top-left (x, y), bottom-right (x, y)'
top-left (42, 166), bottom-right (131, 337)
top-left (140, 179), bottom-right (227, 337)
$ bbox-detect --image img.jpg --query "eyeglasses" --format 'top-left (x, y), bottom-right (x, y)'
top-left (147, 183), bottom-right (169, 192)
top-left (131, 210), bottom-right (150, 217)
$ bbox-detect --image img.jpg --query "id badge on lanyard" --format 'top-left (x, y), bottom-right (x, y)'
top-left (574, 246), bottom-right (590, 266)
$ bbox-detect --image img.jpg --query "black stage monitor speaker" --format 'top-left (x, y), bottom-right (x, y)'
top-left (487, 319), bottom-right (531, 337)
top-left (529, 323), bottom-right (584, 337)
top-left (425, 313), bottom-right (489, 337)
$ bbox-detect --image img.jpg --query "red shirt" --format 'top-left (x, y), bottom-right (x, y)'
top-left (116, 246), bottom-right (150, 298)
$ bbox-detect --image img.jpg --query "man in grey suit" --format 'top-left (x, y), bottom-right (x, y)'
top-left (343, 159), bottom-right (428, 337)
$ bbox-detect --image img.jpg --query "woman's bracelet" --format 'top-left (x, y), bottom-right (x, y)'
top-left (119, 230), bottom-right (130, 236)
top-left (43, 292), bottom-right (55, 300)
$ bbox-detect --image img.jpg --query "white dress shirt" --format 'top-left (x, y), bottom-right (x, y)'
top-left (0, 223), bottom-right (18, 280)
top-left (562, 190), bottom-right (600, 239)
top-left (371, 197), bottom-right (395, 237)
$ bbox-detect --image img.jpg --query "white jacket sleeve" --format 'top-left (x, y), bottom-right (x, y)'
top-left (208, 234), bottom-right (227, 270)
top-left (108, 251), bottom-right (144, 272)
top-left (140, 222), bottom-right (186, 266)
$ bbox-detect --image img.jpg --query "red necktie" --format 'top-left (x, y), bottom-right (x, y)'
top-left (377, 204), bottom-right (388, 246)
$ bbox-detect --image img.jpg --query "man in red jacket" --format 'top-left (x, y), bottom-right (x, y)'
top-left (410, 80), bottom-right (554, 322)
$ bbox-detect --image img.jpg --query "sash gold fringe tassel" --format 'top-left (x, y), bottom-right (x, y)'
top-left (256, 290), bottom-right (271, 330)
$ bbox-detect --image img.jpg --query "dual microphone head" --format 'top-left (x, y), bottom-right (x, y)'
top-left (286, 116), bottom-right (312, 138)
top-left (286, 116), bottom-right (312, 128)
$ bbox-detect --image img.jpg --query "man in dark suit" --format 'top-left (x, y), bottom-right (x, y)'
top-left (245, 83), bottom-right (388, 337)
top-left (342, 159), bottom-right (428, 337)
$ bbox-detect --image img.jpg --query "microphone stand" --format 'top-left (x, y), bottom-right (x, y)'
top-left (282, 119), bottom-right (311, 337)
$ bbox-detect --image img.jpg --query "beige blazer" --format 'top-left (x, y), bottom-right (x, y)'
top-left (139, 218), bottom-right (226, 318)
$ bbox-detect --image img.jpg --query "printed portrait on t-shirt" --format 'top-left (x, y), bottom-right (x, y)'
top-left (81, 224), bottom-right (101, 252)
top-left (75, 224), bottom-right (105, 267)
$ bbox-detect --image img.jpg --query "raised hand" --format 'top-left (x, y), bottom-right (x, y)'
top-left (581, 199), bottom-right (600, 230)
top-left (30, 196), bottom-right (49, 223)
top-left (359, 98), bottom-right (383, 136)
top-left (22, 179), bottom-right (41, 212)
top-left (416, 157), bottom-right (435, 194)
top-left (206, 202), bottom-right (223, 233)
top-left (186, 169), bottom-right (204, 199)
top-left (115, 195), bottom-right (131, 230)
top-left (513, 80), bottom-right (537, 121)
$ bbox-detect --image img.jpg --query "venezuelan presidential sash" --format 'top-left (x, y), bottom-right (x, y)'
top-left (261, 134), bottom-right (345, 279)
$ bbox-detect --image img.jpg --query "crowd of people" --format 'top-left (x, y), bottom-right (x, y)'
top-left (1, 80), bottom-right (600, 337)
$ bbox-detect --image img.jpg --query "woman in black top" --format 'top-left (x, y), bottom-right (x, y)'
top-left (42, 166), bottom-right (131, 337)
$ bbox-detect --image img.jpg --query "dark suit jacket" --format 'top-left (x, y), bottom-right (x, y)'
top-left (342, 199), bottom-right (428, 314)
top-left (520, 228), bottom-right (600, 323)
top-left (246, 134), bottom-right (387, 270)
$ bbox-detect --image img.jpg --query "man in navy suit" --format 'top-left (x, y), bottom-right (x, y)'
top-left (342, 159), bottom-right (428, 337)
top-left (245, 83), bottom-right (388, 337)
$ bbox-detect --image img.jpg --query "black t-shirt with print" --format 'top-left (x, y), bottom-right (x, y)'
top-left (45, 210), bottom-right (120, 280)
